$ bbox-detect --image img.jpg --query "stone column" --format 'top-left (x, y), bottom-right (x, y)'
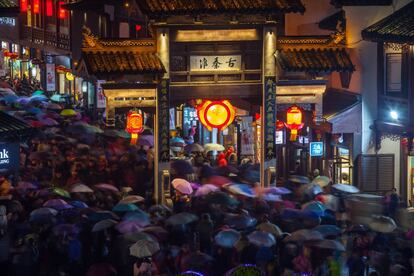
top-left (260, 25), bottom-right (277, 187)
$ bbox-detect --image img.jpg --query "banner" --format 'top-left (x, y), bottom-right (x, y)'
top-left (263, 76), bottom-right (276, 161)
top-left (0, 143), bottom-right (19, 172)
top-left (96, 80), bottom-right (106, 108)
top-left (46, 63), bottom-right (56, 91)
top-left (240, 116), bottom-right (254, 155)
top-left (157, 79), bottom-right (170, 162)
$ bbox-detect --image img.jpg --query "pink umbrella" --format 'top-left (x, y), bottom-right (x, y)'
top-left (43, 199), bottom-right (73, 210)
top-left (207, 175), bottom-right (232, 187)
top-left (115, 220), bottom-right (143, 234)
top-left (171, 178), bottom-right (193, 195)
top-left (195, 184), bottom-right (219, 196)
top-left (94, 183), bottom-right (119, 193)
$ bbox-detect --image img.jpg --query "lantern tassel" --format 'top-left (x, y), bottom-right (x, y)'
top-left (130, 133), bottom-right (138, 145)
top-left (290, 130), bottom-right (298, 141)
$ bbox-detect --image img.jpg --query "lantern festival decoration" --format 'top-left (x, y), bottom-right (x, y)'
top-left (197, 100), bottom-right (236, 131)
top-left (126, 110), bottom-right (144, 144)
top-left (285, 105), bottom-right (304, 141)
top-left (276, 119), bottom-right (284, 131)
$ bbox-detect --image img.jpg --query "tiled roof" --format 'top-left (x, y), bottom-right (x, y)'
top-left (323, 88), bottom-right (360, 118)
top-left (0, 111), bottom-right (32, 140)
top-left (277, 48), bottom-right (355, 73)
top-left (361, 1), bottom-right (414, 44)
top-left (137, 0), bottom-right (305, 16)
top-left (0, 0), bottom-right (19, 16)
top-left (330, 0), bottom-right (391, 7)
top-left (83, 51), bottom-right (165, 75)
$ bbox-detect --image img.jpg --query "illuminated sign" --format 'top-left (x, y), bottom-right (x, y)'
top-left (0, 143), bottom-right (19, 172)
top-left (276, 130), bottom-right (284, 145)
top-left (0, 18), bottom-right (16, 26)
top-left (190, 55), bottom-right (241, 71)
top-left (310, 142), bottom-right (324, 157)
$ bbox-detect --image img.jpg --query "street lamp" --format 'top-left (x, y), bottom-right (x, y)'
top-left (390, 110), bottom-right (399, 121)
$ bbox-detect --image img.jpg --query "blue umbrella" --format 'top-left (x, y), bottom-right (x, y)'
top-left (214, 229), bottom-right (241, 248)
top-left (248, 231), bottom-right (276, 247)
top-left (302, 201), bottom-right (326, 217)
top-left (123, 210), bottom-right (150, 221)
top-left (29, 94), bottom-right (48, 102)
top-left (313, 225), bottom-right (342, 237)
top-left (226, 183), bottom-right (256, 198)
top-left (113, 203), bottom-right (139, 212)
top-left (2, 94), bottom-right (18, 104)
top-left (51, 94), bottom-right (64, 102)
top-left (281, 208), bottom-right (320, 220)
top-left (88, 211), bottom-right (120, 222)
top-left (70, 200), bottom-right (89, 209)
top-left (16, 96), bottom-right (30, 105)
top-left (170, 137), bottom-right (185, 146)
top-left (224, 214), bottom-right (257, 230)
top-left (26, 107), bottom-right (43, 114)
top-left (32, 90), bottom-right (44, 96)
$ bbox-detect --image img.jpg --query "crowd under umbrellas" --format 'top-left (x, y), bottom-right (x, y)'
top-left (0, 88), bottom-right (413, 275)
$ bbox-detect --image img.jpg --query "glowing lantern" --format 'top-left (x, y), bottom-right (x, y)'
top-left (276, 120), bottom-right (284, 131)
top-left (285, 105), bottom-right (304, 141)
top-left (135, 24), bottom-right (142, 32)
top-left (197, 100), bottom-right (235, 131)
top-left (20, 0), bottom-right (28, 12)
top-left (58, 1), bottom-right (67, 19)
top-left (46, 0), bottom-right (53, 17)
top-left (33, 0), bottom-right (40, 14)
top-left (126, 110), bottom-right (144, 144)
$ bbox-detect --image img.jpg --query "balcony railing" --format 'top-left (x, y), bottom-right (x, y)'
top-left (20, 25), bottom-right (70, 52)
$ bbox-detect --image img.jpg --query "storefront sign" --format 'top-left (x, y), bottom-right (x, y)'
top-left (158, 79), bottom-right (170, 162)
top-left (0, 143), bottom-right (19, 172)
top-left (190, 55), bottom-right (241, 71)
top-left (96, 80), bottom-right (106, 108)
top-left (241, 116), bottom-right (254, 155)
top-left (0, 17), bottom-right (16, 26)
top-left (264, 77), bottom-right (276, 160)
top-left (276, 130), bottom-right (284, 145)
top-left (46, 63), bottom-right (56, 91)
top-left (310, 142), bottom-right (324, 157)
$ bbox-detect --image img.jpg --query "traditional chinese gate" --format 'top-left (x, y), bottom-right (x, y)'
top-left (102, 82), bottom-right (170, 204)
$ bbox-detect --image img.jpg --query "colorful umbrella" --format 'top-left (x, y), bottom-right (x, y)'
top-left (88, 211), bottom-right (119, 222)
top-left (116, 220), bottom-right (143, 234)
top-left (225, 183), bottom-right (256, 198)
top-left (184, 143), bottom-right (204, 153)
top-left (261, 194), bottom-right (283, 202)
top-left (214, 229), bottom-right (241, 248)
top-left (313, 225), bottom-right (342, 237)
top-left (92, 219), bottom-right (117, 232)
top-left (172, 178), bottom-right (194, 195)
top-left (38, 117), bottom-right (59, 126)
top-left (16, 181), bottom-right (37, 190)
top-left (51, 94), bottom-right (65, 102)
top-left (43, 199), bottom-right (73, 210)
top-left (70, 183), bottom-right (94, 193)
top-left (32, 90), bottom-right (44, 96)
top-left (224, 213), bottom-right (257, 230)
top-left (248, 231), bottom-right (276, 247)
top-left (94, 183), bottom-right (119, 193)
top-left (283, 229), bottom-right (323, 243)
top-left (194, 184), bottom-right (219, 197)
top-left (332, 183), bottom-right (360, 193)
top-left (288, 175), bottom-right (310, 184)
top-left (113, 203), bottom-right (139, 212)
top-left (122, 212), bottom-right (150, 227)
top-left (257, 222), bottom-right (283, 237)
top-left (368, 215), bottom-right (397, 233)
top-left (206, 175), bottom-right (232, 186)
top-left (45, 102), bottom-right (62, 110)
top-left (170, 137), bottom-right (185, 147)
top-left (70, 200), bottom-right (89, 209)
top-left (142, 226), bottom-right (169, 240)
top-left (308, 239), bottom-right (345, 251)
top-left (311, 176), bottom-right (331, 188)
top-left (205, 191), bottom-right (238, 206)
top-left (30, 207), bottom-right (58, 217)
top-left (29, 94), bottom-right (48, 102)
top-left (204, 143), bottom-right (225, 152)
top-left (51, 187), bottom-right (71, 198)
top-left (302, 201), bottom-right (326, 217)
top-left (165, 212), bottom-right (198, 225)
top-left (60, 109), bottom-right (77, 117)
top-left (129, 239), bottom-right (160, 258)
top-left (119, 195), bottom-right (145, 204)
top-left (137, 135), bottom-right (154, 147)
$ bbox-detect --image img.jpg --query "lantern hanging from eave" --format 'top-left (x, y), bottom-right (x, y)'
top-left (276, 120), bottom-right (284, 131)
top-left (197, 100), bottom-right (236, 131)
top-left (20, 0), bottom-right (28, 12)
top-left (58, 1), bottom-right (67, 19)
top-left (33, 0), bottom-right (40, 14)
top-left (46, 0), bottom-right (53, 17)
top-left (285, 105), bottom-right (304, 141)
top-left (126, 110), bottom-right (144, 145)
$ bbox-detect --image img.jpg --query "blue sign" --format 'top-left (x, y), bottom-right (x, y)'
top-left (0, 143), bottom-right (19, 172)
top-left (310, 142), bottom-right (324, 157)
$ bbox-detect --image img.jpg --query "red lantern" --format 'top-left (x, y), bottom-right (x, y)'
top-left (9, 53), bottom-right (19, 60)
top-left (285, 105), bottom-right (304, 141)
top-left (135, 24), bottom-right (142, 32)
top-left (46, 0), bottom-right (53, 16)
top-left (58, 1), bottom-right (67, 19)
top-left (20, 0), bottom-right (28, 12)
top-left (276, 120), bottom-right (284, 131)
top-left (33, 0), bottom-right (40, 14)
top-left (197, 100), bottom-right (236, 131)
top-left (126, 110), bottom-right (144, 145)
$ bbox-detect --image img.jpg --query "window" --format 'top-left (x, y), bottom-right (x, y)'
top-left (385, 53), bottom-right (402, 94)
top-left (357, 154), bottom-right (394, 192)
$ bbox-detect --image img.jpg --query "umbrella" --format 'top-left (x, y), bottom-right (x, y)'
top-left (301, 183), bottom-right (323, 197)
top-left (225, 265), bottom-right (264, 276)
top-left (137, 135), bottom-right (154, 147)
top-left (43, 199), bottom-right (73, 210)
top-left (32, 90), bottom-right (44, 96)
top-left (241, 168), bottom-right (260, 184)
top-left (142, 226), bottom-right (169, 239)
top-left (204, 143), bottom-right (225, 152)
top-left (123, 232), bottom-right (156, 242)
top-left (92, 219), bottom-right (117, 232)
top-left (94, 183), bottom-right (119, 193)
top-left (113, 203), bottom-right (139, 212)
top-left (257, 222), bottom-right (283, 237)
top-left (264, 186), bottom-right (292, 195)
top-left (30, 207), bottom-right (58, 217)
top-left (53, 224), bottom-right (79, 235)
top-left (302, 201), bottom-right (326, 216)
top-left (70, 200), bottom-right (89, 209)
top-left (194, 184), bottom-right (219, 196)
top-left (205, 191), bottom-right (238, 206)
top-left (16, 181), bottom-right (37, 190)
top-left (346, 224), bottom-right (369, 233)
top-left (206, 175), bottom-right (232, 186)
top-left (214, 229), bottom-right (241, 248)
top-left (70, 183), bottom-right (94, 193)
top-left (308, 239), bottom-right (346, 251)
top-left (116, 220), bottom-right (143, 234)
top-left (224, 213), bottom-right (257, 230)
top-left (51, 94), bottom-right (65, 102)
top-left (172, 178), bottom-right (194, 195)
top-left (288, 175), bottom-right (310, 184)
top-left (45, 102), bottom-right (62, 110)
top-left (368, 215), bottom-right (397, 233)
top-left (261, 194), bottom-right (283, 202)
top-left (171, 160), bottom-right (194, 175)
top-left (26, 107), bottom-right (42, 114)
top-left (332, 183), bottom-right (360, 194)
top-left (165, 212), bottom-right (198, 225)
top-left (312, 176), bottom-right (330, 188)
top-left (313, 225), bottom-right (342, 237)
top-left (60, 109), bottom-right (77, 117)
top-left (29, 94), bottom-right (48, 102)
top-left (283, 229), bottom-right (323, 243)
top-left (2, 94), bottom-right (18, 104)
top-left (129, 239), bottom-right (160, 258)
top-left (88, 211), bottom-right (120, 222)
top-left (148, 204), bottom-right (172, 215)
top-left (38, 117), bottom-right (59, 126)
top-left (119, 195), bottom-right (145, 204)
top-left (248, 231), bottom-right (276, 247)
top-left (170, 137), bottom-right (185, 147)
top-left (225, 183), bottom-right (256, 198)
top-left (184, 143), bottom-right (204, 153)
top-left (122, 212), bottom-right (150, 227)
top-left (51, 187), bottom-right (71, 198)
top-left (181, 252), bottom-right (214, 272)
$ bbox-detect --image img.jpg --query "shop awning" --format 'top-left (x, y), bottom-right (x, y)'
top-left (0, 111), bottom-right (33, 140)
top-left (330, 0), bottom-right (392, 7)
top-left (361, 1), bottom-right (414, 44)
top-left (137, 0), bottom-right (305, 17)
top-left (0, 0), bottom-right (19, 17)
top-left (276, 48), bottom-right (355, 73)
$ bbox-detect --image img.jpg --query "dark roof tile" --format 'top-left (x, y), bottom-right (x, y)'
top-left (0, 111), bottom-right (32, 140)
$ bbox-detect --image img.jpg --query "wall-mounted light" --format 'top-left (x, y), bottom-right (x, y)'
top-left (81, 81), bottom-right (88, 93)
top-left (31, 67), bottom-right (37, 77)
top-left (390, 110), bottom-right (399, 120)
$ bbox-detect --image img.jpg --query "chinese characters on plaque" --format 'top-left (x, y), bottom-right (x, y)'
top-left (157, 79), bottom-right (170, 162)
top-left (264, 77), bottom-right (276, 161)
top-left (190, 55), bottom-right (241, 71)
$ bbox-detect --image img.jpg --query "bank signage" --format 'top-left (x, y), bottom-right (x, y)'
top-left (310, 142), bottom-right (324, 157)
top-left (0, 143), bottom-right (19, 172)
top-left (190, 55), bottom-right (241, 71)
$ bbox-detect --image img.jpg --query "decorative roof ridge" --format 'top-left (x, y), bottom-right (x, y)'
top-left (278, 32), bottom-right (346, 49)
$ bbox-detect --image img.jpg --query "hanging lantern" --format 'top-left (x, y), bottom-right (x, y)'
top-left (58, 1), bottom-right (67, 19)
top-left (46, 0), bottom-right (54, 16)
top-left (33, 0), bottom-right (40, 14)
top-left (20, 0), bottom-right (28, 12)
top-left (135, 24), bottom-right (142, 32)
top-left (197, 100), bottom-right (235, 131)
top-left (276, 120), bottom-right (284, 131)
top-left (285, 105), bottom-right (304, 141)
top-left (126, 110), bottom-right (144, 145)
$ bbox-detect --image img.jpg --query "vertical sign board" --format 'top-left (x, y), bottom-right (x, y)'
top-left (0, 143), bottom-right (19, 172)
top-left (96, 80), bottom-right (106, 109)
top-left (158, 79), bottom-right (170, 163)
top-left (310, 142), bottom-right (324, 157)
top-left (264, 76), bottom-right (276, 160)
top-left (45, 63), bottom-right (56, 92)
